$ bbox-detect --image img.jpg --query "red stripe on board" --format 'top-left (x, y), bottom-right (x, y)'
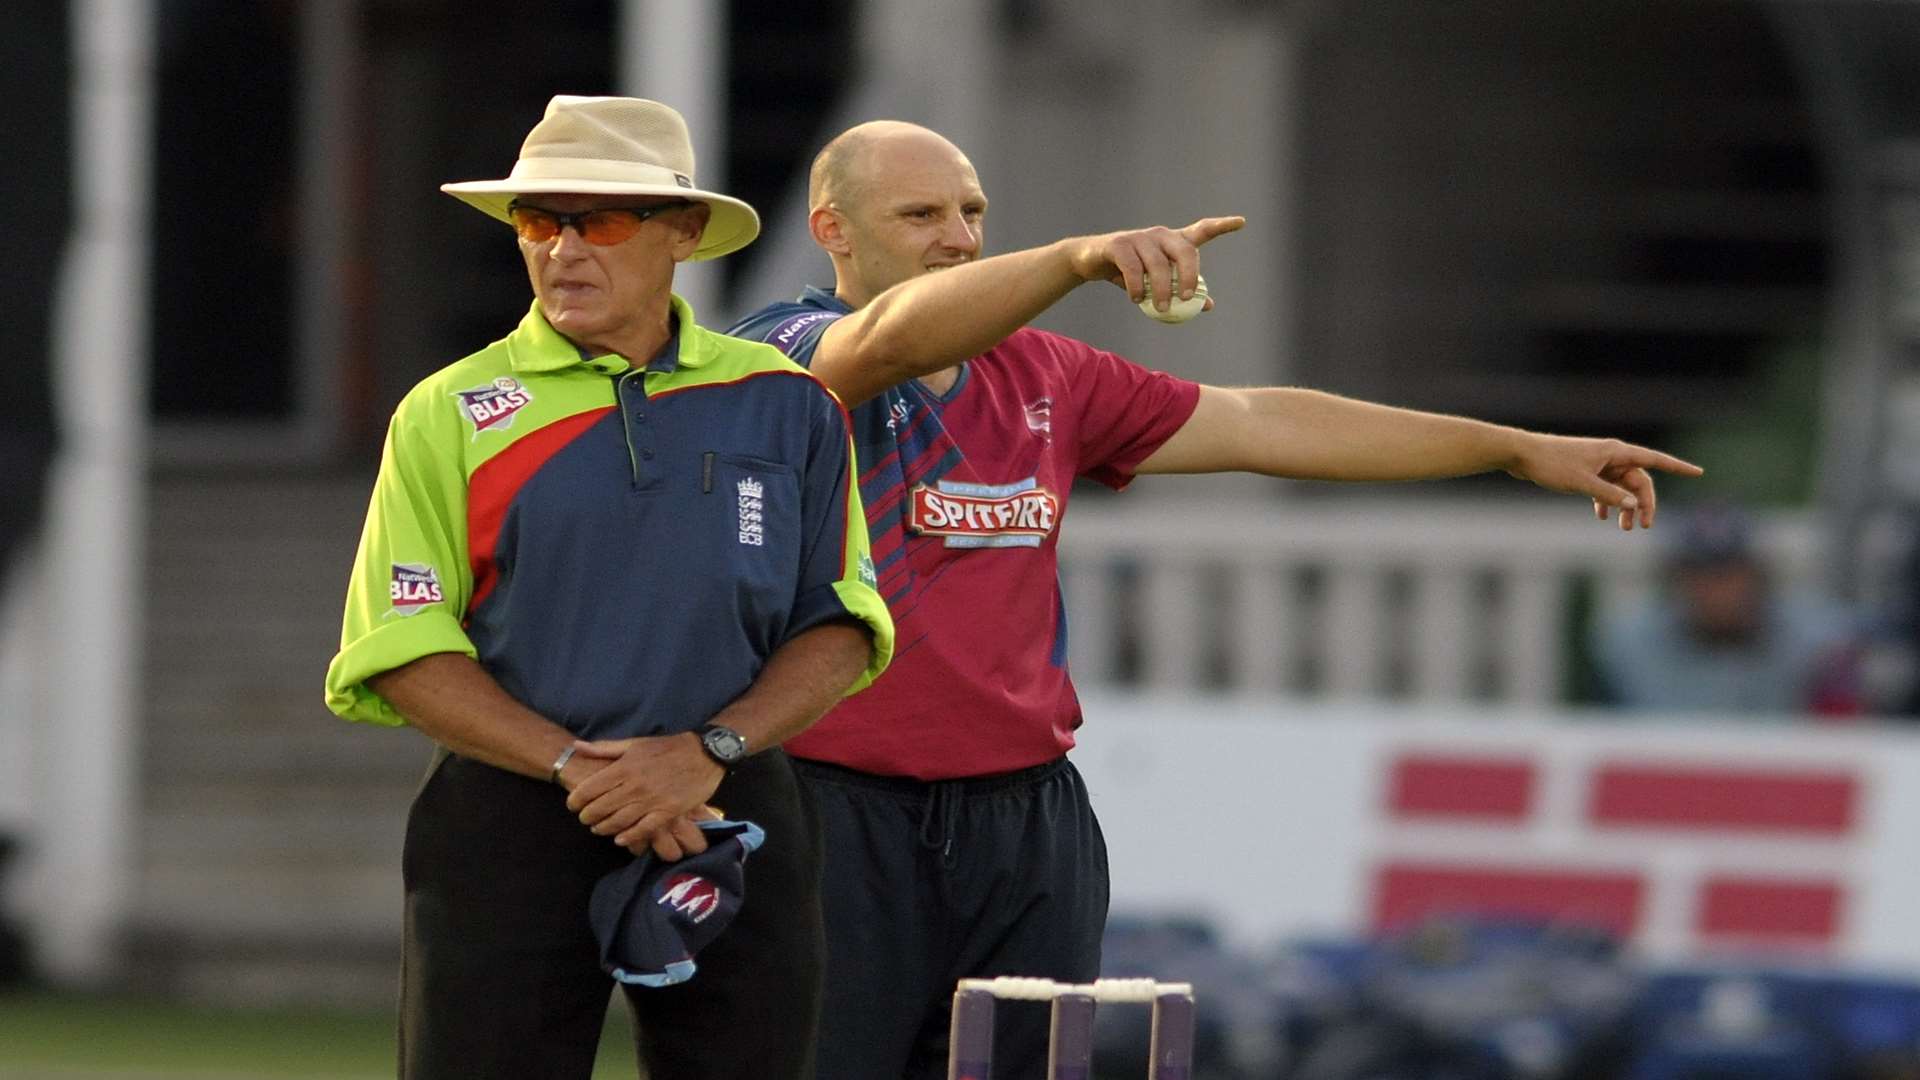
top-left (1588, 764), bottom-right (1857, 835)
top-left (1387, 754), bottom-right (1535, 822)
top-left (1697, 876), bottom-right (1843, 942)
top-left (1371, 861), bottom-right (1644, 936)
top-left (467, 407), bottom-right (614, 610)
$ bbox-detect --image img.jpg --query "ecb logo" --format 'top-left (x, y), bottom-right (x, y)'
top-left (736, 477), bottom-right (766, 547)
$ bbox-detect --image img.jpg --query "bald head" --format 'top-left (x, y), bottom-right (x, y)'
top-left (806, 120), bottom-right (988, 308)
top-left (809, 120), bottom-right (974, 214)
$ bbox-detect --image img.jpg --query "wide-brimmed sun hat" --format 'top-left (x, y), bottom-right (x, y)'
top-left (441, 95), bottom-right (760, 260)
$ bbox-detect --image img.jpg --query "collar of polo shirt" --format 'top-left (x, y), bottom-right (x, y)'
top-left (506, 293), bottom-right (714, 376)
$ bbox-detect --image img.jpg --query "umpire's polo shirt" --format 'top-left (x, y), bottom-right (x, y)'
top-left (325, 295), bottom-right (892, 740)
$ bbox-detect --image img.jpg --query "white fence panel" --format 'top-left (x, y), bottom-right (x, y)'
top-left (1057, 501), bottom-right (1823, 708)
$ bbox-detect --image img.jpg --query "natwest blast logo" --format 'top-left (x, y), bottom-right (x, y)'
top-left (908, 477), bottom-right (1060, 549)
top-left (453, 376), bottom-right (534, 436)
top-left (658, 873), bottom-right (721, 924)
top-left (389, 563), bottom-right (444, 616)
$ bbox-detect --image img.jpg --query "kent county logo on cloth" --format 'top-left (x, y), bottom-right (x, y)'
top-left (908, 477), bottom-right (1060, 549)
top-left (388, 563), bottom-right (444, 616)
top-left (1024, 397), bottom-right (1053, 444)
top-left (453, 376), bottom-right (534, 436)
top-left (658, 873), bottom-right (722, 924)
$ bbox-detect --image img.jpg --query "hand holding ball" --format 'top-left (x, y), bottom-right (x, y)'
top-left (1138, 274), bottom-right (1209, 324)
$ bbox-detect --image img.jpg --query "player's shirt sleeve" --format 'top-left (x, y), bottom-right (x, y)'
top-left (726, 304), bottom-right (843, 369)
top-left (1069, 343), bottom-right (1204, 490)
top-left (782, 382), bottom-right (894, 695)
top-left (323, 401), bottom-right (479, 726)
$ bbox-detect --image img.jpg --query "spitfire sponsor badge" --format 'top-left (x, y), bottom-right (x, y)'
top-left (389, 563), bottom-right (444, 616)
top-left (454, 376), bottom-right (533, 435)
top-left (908, 477), bottom-right (1060, 549)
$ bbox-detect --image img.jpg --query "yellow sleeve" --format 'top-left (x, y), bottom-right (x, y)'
top-left (323, 404), bottom-right (476, 726)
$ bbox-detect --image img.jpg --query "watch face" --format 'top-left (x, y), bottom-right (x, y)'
top-left (703, 726), bottom-right (747, 763)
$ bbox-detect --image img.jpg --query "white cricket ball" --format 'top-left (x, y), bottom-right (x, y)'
top-left (1138, 273), bottom-right (1209, 324)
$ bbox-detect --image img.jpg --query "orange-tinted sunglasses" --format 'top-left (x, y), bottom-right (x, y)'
top-left (506, 200), bottom-right (694, 246)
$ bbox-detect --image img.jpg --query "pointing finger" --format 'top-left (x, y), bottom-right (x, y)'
top-left (1619, 446), bottom-right (1703, 477)
top-left (1182, 216), bottom-right (1246, 246)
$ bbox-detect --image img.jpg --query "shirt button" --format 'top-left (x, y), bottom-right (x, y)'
top-left (633, 411), bottom-right (647, 422)
top-left (641, 449), bottom-right (656, 460)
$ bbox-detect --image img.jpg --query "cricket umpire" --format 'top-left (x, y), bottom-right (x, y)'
top-left (324, 96), bottom-right (892, 1080)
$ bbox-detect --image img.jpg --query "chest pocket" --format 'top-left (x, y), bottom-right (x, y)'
top-left (703, 452), bottom-right (803, 621)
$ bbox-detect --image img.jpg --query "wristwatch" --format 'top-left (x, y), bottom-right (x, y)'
top-left (697, 723), bottom-right (749, 768)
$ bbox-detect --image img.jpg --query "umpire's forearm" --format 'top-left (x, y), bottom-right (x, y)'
top-left (708, 620), bottom-right (874, 754)
top-left (365, 652), bottom-right (573, 781)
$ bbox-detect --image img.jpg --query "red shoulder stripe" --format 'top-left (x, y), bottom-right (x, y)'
top-left (467, 407), bottom-right (614, 610)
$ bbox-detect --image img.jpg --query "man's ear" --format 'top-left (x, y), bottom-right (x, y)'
top-left (668, 204), bottom-right (712, 261)
top-left (809, 206), bottom-right (852, 256)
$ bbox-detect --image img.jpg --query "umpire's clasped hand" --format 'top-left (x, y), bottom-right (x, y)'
top-left (565, 732), bottom-right (724, 860)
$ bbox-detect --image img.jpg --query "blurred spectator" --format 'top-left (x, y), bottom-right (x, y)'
top-left (1591, 503), bottom-right (1865, 718)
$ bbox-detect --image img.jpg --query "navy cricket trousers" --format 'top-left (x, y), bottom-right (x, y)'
top-left (399, 747), bottom-right (826, 1080)
top-left (794, 755), bottom-right (1111, 1080)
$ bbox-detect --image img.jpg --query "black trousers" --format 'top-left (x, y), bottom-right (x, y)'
top-left (794, 756), bottom-right (1111, 1080)
top-left (400, 748), bottom-right (826, 1080)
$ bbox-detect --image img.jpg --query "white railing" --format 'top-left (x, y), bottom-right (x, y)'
top-left (1058, 500), bottom-right (1825, 705)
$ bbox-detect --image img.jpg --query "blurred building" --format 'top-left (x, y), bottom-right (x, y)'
top-left (8, 0), bottom-right (1920, 1002)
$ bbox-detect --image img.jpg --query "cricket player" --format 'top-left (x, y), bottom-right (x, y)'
top-left (715, 119), bottom-right (1702, 1079)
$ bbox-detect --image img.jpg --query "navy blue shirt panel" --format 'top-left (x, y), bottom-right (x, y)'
top-left (465, 366), bottom-right (855, 741)
top-left (727, 289), bottom-right (967, 580)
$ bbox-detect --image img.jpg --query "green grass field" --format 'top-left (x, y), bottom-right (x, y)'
top-left (0, 992), bottom-right (641, 1078)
